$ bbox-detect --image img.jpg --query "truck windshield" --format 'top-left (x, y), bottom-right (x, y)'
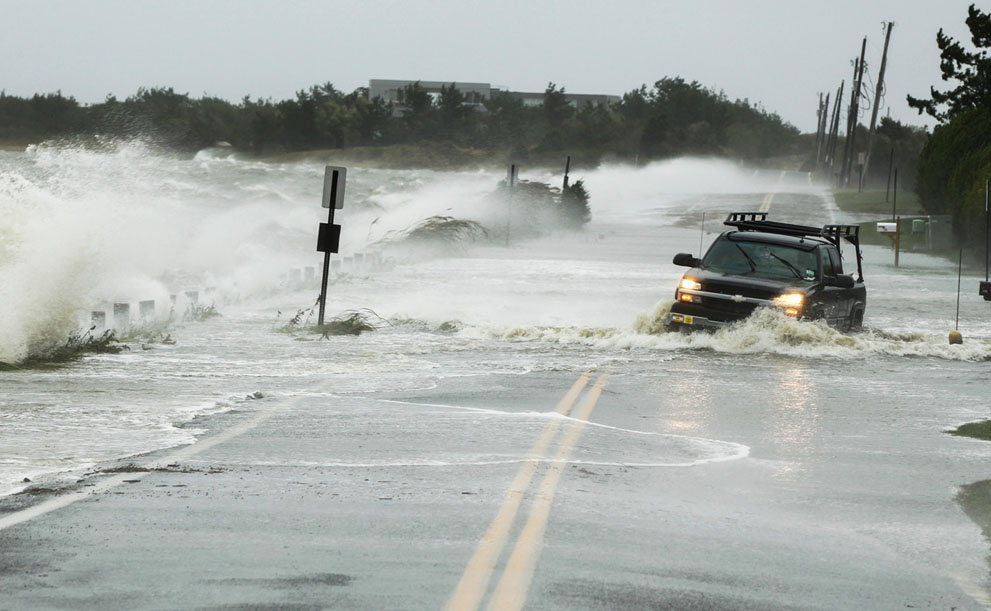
top-left (702, 238), bottom-right (818, 281)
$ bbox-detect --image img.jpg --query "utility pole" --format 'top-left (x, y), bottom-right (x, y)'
top-left (840, 58), bottom-right (859, 184)
top-left (814, 93), bottom-right (825, 169)
top-left (862, 22), bottom-right (894, 190)
top-left (816, 92), bottom-right (830, 168)
top-left (826, 81), bottom-right (844, 172)
top-left (843, 38), bottom-right (867, 186)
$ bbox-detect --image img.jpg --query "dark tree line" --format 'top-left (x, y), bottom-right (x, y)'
top-left (908, 3), bottom-right (991, 253)
top-left (0, 78), bottom-right (805, 162)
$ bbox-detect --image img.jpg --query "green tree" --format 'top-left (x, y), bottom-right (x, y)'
top-left (400, 81), bottom-right (434, 140)
top-left (560, 179), bottom-right (591, 228)
top-left (543, 83), bottom-right (573, 128)
top-left (910, 4), bottom-right (991, 254)
top-left (481, 92), bottom-right (531, 149)
top-left (907, 3), bottom-right (991, 123)
top-left (915, 107), bottom-right (991, 246)
top-left (437, 83), bottom-right (472, 142)
top-left (350, 90), bottom-right (392, 143)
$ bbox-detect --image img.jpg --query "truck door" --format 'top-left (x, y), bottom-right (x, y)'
top-left (822, 246), bottom-right (853, 323)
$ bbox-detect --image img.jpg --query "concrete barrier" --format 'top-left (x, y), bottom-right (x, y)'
top-left (113, 303), bottom-right (130, 331)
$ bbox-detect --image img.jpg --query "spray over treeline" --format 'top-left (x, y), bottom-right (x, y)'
top-left (0, 78), bottom-right (803, 164)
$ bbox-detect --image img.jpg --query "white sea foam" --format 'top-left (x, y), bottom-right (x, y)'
top-left (457, 301), bottom-right (991, 362)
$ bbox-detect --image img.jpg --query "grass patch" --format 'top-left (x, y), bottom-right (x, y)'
top-left (0, 328), bottom-right (125, 370)
top-left (832, 188), bottom-right (924, 216)
top-left (947, 420), bottom-right (991, 441)
top-left (276, 302), bottom-right (389, 338)
top-left (185, 303), bottom-right (221, 322)
top-left (373, 215), bottom-right (488, 250)
top-left (316, 312), bottom-right (379, 336)
top-left (956, 480), bottom-right (991, 551)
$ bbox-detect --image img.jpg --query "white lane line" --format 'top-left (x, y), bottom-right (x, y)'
top-left (0, 400), bottom-right (288, 532)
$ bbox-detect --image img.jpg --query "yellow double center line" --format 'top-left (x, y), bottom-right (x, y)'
top-left (758, 170), bottom-right (786, 212)
top-left (758, 192), bottom-right (775, 212)
top-left (445, 372), bottom-right (608, 611)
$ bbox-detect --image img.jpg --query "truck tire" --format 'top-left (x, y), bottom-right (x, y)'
top-left (849, 308), bottom-right (864, 331)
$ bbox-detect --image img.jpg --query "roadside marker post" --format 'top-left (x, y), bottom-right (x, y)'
top-left (506, 164), bottom-right (517, 246)
top-left (981, 179), bottom-right (991, 301)
top-left (317, 166), bottom-right (346, 326)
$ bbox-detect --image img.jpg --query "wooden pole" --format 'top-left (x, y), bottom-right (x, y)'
top-left (885, 147), bottom-right (894, 202)
top-left (817, 92), bottom-right (830, 167)
top-left (840, 58), bottom-right (859, 184)
top-left (826, 81), bottom-right (844, 171)
top-left (862, 22), bottom-right (894, 189)
top-left (895, 216), bottom-right (901, 267)
top-left (814, 93), bottom-right (825, 168)
top-left (844, 38), bottom-right (868, 186)
top-left (892, 168), bottom-right (898, 221)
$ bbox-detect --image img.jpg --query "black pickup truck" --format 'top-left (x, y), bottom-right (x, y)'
top-left (668, 212), bottom-right (866, 331)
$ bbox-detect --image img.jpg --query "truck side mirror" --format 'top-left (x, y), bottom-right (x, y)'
top-left (826, 275), bottom-right (855, 289)
top-left (673, 253), bottom-right (702, 267)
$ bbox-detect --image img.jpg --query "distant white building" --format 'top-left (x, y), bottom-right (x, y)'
top-left (368, 79), bottom-right (619, 115)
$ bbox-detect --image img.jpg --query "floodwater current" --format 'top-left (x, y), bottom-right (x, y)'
top-left (2, 142), bottom-right (991, 605)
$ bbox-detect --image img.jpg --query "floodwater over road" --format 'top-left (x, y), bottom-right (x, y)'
top-left (2, 143), bottom-right (991, 609)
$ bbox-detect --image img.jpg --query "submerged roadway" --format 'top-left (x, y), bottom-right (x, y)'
top-left (2, 172), bottom-right (990, 610)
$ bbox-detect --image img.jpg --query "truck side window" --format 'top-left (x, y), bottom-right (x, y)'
top-left (827, 247), bottom-right (844, 275)
top-left (821, 248), bottom-right (834, 277)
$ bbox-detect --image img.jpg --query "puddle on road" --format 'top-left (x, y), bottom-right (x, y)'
top-left (957, 479), bottom-right (991, 603)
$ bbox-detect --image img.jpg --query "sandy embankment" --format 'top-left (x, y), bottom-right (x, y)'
top-left (0, 138), bottom-right (33, 152)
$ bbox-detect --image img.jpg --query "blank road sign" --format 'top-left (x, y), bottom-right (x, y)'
top-left (322, 166), bottom-right (347, 209)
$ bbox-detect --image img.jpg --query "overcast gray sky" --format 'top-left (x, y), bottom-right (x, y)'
top-left (0, 0), bottom-right (977, 132)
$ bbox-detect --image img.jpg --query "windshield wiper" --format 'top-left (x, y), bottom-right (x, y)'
top-left (769, 253), bottom-right (804, 279)
top-left (734, 243), bottom-right (757, 272)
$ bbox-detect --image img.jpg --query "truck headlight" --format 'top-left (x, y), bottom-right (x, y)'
top-left (773, 292), bottom-right (804, 316)
top-left (773, 293), bottom-right (804, 307)
top-left (680, 278), bottom-right (701, 291)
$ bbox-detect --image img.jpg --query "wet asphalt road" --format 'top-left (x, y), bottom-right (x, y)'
top-left (1, 360), bottom-right (987, 610)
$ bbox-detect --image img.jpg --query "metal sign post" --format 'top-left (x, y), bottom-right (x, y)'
top-left (505, 163), bottom-right (517, 247)
top-left (317, 166), bottom-right (346, 326)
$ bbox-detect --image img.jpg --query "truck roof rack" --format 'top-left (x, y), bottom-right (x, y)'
top-left (724, 212), bottom-right (864, 282)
